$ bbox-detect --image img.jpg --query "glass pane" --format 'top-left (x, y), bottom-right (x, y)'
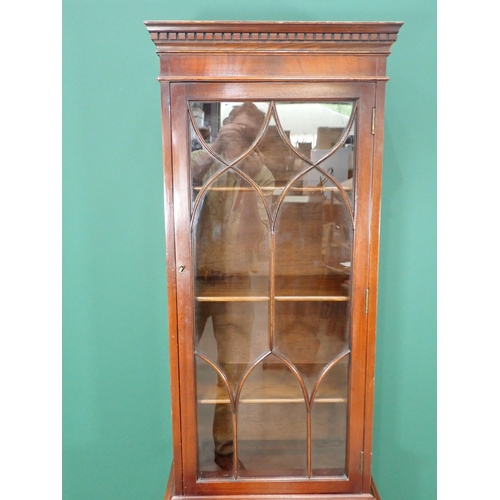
top-left (258, 116), bottom-right (311, 215)
top-left (274, 301), bottom-right (349, 395)
top-left (189, 101), bottom-right (270, 162)
top-left (311, 356), bottom-right (349, 476)
top-left (311, 120), bottom-right (356, 209)
top-left (190, 101), bottom-right (272, 210)
top-left (195, 301), bottom-right (270, 392)
top-left (193, 169), bottom-right (271, 286)
top-left (237, 356), bottom-right (307, 478)
top-left (193, 163), bottom-right (272, 477)
top-left (195, 301), bottom-right (271, 478)
top-left (274, 168), bottom-right (353, 297)
top-left (274, 102), bottom-right (353, 157)
top-left (190, 99), bottom-right (357, 482)
top-left (196, 356), bottom-right (235, 479)
top-left (258, 116), bottom-right (303, 184)
top-left (191, 145), bottom-right (226, 209)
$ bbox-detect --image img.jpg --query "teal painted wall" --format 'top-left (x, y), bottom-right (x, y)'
top-left (63, 1), bottom-right (436, 499)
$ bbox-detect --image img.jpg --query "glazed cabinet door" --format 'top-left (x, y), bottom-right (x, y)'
top-left (169, 81), bottom-right (376, 496)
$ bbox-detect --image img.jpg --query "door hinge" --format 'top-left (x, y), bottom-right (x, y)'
top-left (371, 107), bottom-right (376, 135)
top-left (365, 289), bottom-right (369, 314)
top-left (360, 450), bottom-right (364, 475)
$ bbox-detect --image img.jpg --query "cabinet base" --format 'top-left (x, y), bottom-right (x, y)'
top-left (163, 467), bottom-right (381, 500)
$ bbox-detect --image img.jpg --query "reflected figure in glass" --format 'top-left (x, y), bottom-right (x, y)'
top-left (191, 102), bottom-right (274, 474)
top-left (190, 100), bottom-right (356, 479)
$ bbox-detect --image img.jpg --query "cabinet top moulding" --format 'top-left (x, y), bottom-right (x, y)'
top-left (145, 21), bottom-right (402, 82)
top-left (144, 20), bottom-right (403, 54)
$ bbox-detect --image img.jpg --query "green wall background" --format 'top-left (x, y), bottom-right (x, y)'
top-left (63, 1), bottom-right (436, 499)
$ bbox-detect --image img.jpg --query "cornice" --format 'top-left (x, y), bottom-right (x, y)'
top-left (144, 21), bottom-right (403, 49)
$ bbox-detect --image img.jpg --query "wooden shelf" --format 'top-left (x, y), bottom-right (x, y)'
top-left (192, 186), bottom-right (352, 192)
top-left (197, 296), bottom-right (269, 302)
top-left (196, 274), bottom-right (350, 302)
top-left (275, 296), bottom-right (348, 302)
top-left (198, 396), bottom-right (347, 404)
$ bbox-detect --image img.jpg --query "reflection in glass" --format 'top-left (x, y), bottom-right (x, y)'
top-left (311, 357), bottom-right (349, 476)
top-left (196, 356), bottom-right (235, 478)
top-left (189, 100), bottom-right (357, 480)
top-left (258, 117), bottom-right (300, 189)
top-left (258, 117), bottom-right (311, 215)
top-left (195, 303), bottom-right (271, 478)
top-left (237, 356), bottom-right (307, 477)
top-left (193, 169), bottom-right (271, 283)
top-left (190, 102), bottom-right (274, 211)
top-left (189, 101), bottom-right (270, 164)
top-left (274, 167), bottom-right (352, 400)
top-left (193, 170), bottom-right (271, 476)
top-left (311, 119), bottom-right (356, 209)
top-left (195, 302), bottom-right (270, 392)
top-left (274, 102), bottom-right (353, 156)
top-left (191, 103), bottom-right (274, 477)
top-left (274, 168), bottom-right (353, 294)
top-left (274, 301), bottom-right (349, 395)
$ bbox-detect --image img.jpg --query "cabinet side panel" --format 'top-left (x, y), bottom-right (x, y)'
top-left (170, 84), bottom-right (201, 492)
top-left (160, 81), bottom-right (183, 495)
top-left (345, 86), bottom-right (377, 493)
top-left (361, 81), bottom-right (387, 492)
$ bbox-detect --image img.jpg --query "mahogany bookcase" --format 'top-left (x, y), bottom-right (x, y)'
top-left (145, 20), bottom-right (402, 500)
